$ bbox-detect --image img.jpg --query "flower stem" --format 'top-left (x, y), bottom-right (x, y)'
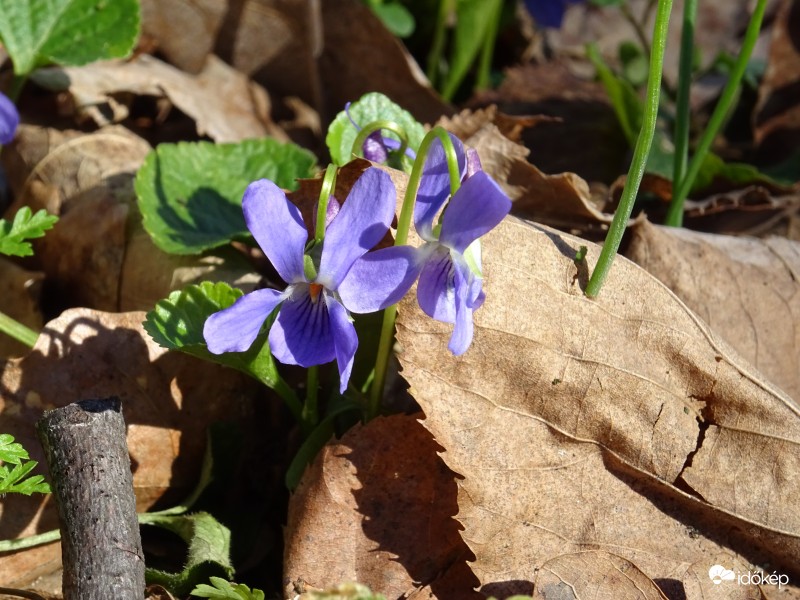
top-left (0, 528), bottom-right (61, 553)
top-left (351, 119), bottom-right (410, 162)
top-left (367, 128), bottom-right (460, 419)
top-left (585, 0), bottom-right (673, 299)
top-left (302, 365), bottom-right (319, 432)
top-left (665, 0), bottom-right (767, 227)
top-left (671, 0), bottom-right (698, 190)
top-left (316, 164), bottom-right (338, 244)
top-left (0, 310), bottom-right (38, 347)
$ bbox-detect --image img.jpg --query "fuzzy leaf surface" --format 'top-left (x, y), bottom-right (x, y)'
top-left (0, 0), bottom-right (140, 75)
top-left (135, 139), bottom-right (316, 255)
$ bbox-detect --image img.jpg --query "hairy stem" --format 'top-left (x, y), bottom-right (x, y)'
top-left (585, 0), bottom-right (673, 298)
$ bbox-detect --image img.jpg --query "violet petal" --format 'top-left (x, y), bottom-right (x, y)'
top-left (325, 294), bottom-right (358, 393)
top-left (439, 172), bottom-right (511, 254)
top-left (243, 179), bottom-right (308, 284)
top-left (416, 246), bottom-right (456, 323)
top-left (414, 133), bottom-right (466, 241)
top-left (268, 285), bottom-right (336, 367)
top-left (204, 288), bottom-right (285, 354)
top-left (338, 245), bottom-right (426, 313)
top-left (0, 92), bottom-right (19, 145)
top-left (318, 167), bottom-right (396, 289)
top-left (448, 258), bottom-right (475, 355)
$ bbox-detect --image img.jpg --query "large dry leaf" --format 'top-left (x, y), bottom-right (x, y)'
top-left (284, 413), bottom-right (480, 600)
top-left (32, 54), bottom-right (284, 143)
top-left (2, 125), bottom-right (150, 310)
top-left (626, 220), bottom-right (800, 400)
top-left (1, 125), bottom-right (257, 312)
top-left (0, 308), bottom-right (260, 588)
top-left (395, 217), bottom-right (800, 596)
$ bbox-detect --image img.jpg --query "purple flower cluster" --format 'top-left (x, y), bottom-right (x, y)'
top-left (204, 135), bottom-right (511, 391)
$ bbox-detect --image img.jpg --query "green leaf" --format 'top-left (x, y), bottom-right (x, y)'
top-left (143, 282), bottom-right (282, 387)
top-left (0, 207), bottom-right (58, 257)
top-left (143, 512), bottom-right (234, 598)
top-left (0, 433), bottom-right (29, 464)
top-left (0, 434), bottom-right (51, 495)
top-left (619, 41), bottom-right (648, 88)
top-left (691, 152), bottom-right (784, 194)
top-left (0, 0), bottom-right (140, 76)
top-left (191, 577), bottom-right (265, 600)
top-left (0, 461), bottom-right (51, 495)
top-left (135, 139), bottom-right (317, 255)
top-left (372, 2), bottom-right (416, 38)
top-left (587, 43), bottom-right (642, 145)
top-left (441, 0), bottom-right (502, 101)
top-left (326, 92), bottom-right (426, 171)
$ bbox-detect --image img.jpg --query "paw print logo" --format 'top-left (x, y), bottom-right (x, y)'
top-left (708, 565), bottom-right (735, 584)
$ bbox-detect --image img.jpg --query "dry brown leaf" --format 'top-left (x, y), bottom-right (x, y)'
top-left (532, 551), bottom-right (668, 599)
top-left (438, 107), bottom-right (615, 232)
top-left (474, 63), bottom-right (628, 184)
top-left (2, 125), bottom-right (150, 311)
top-left (139, 0), bottom-right (227, 73)
top-left (284, 413), bottom-right (480, 600)
top-left (395, 216), bottom-right (800, 596)
top-left (1, 124), bottom-right (257, 312)
top-left (0, 258), bottom-right (43, 359)
top-left (0, 308), bottom-right (260, 588)
top-left (754, 0), bottom-right (800, 166)
top-left (318, 0), bottom-right (449, 126)
top-left (32, 54), bottom-right (284, 143)
top-left (626, 219), bottom-right (800, 400)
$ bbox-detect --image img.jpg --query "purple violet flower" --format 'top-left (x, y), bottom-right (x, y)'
top-left (524, 0), bottom-right (584, 28)
top-left (339, 135), bottom-right (511, 355)
top-left (203, 167), bottom-right (397, 393)
top-left (0, 92), bottom-right (19, 145)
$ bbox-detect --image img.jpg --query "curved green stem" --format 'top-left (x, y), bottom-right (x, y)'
top-left (585, 0), bottom-right (673, 298)
top-left (316, 164), bottom-right (338, 243)
top-left (665, 0), bottom-right (767, 227)
top-left (0, 310), bottom-right (38, 347)
top-left (351, 119), bottom-right (409, 162)
top-left (367, 128), bottom-right (460, 419)
top-left (672, 0), bottom-right (698, 189)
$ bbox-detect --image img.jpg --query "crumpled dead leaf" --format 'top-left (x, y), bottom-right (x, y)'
top-left (474, 63), bottom-right (628, 184)
top-left (439, 107), bottom-right (615, 232)
top-left (1, 125), bottom-right (259, 312)
top-left (754, 0), bottom-right (800, 167)
top-left (32, 54), bottom-right (284, 143)
top-left (395, 216), bottom-right (800, 596)
top-left (626, 219), bottom-right (800, 400)
top-left (284, 413), bottom-right (480, 600)
top-left (0, 308), bottom-right (260, 588)
top-left (139, 0), bottom-right (450, 127)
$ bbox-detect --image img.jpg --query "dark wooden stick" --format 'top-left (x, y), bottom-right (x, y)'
top-left (36, 397), bottom-right (144, 600)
